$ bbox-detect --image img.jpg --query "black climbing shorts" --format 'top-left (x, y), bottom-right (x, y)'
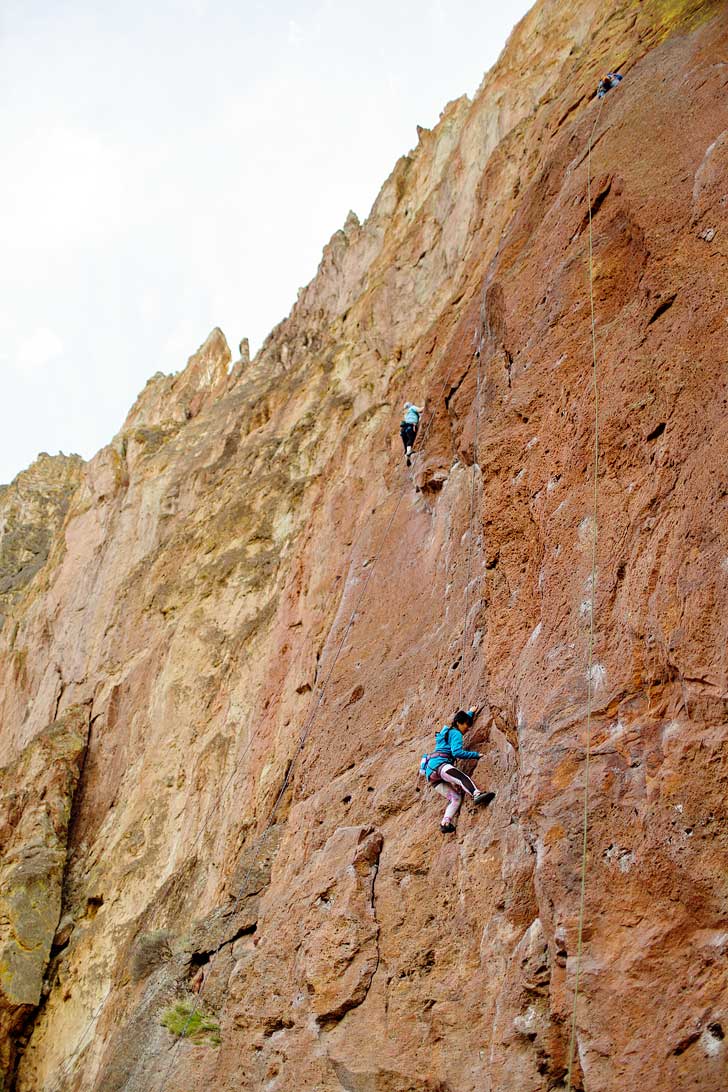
top-left (400, 422), bottom-right (417, 451)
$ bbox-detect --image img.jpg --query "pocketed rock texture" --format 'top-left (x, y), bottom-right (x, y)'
top-left (1, 1), bottom-right (727, 1090)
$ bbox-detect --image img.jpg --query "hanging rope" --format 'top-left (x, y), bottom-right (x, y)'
top-left (459, 346), bottom-right (483, 709)
top-left (565, 94), bottom-right (604, 1092)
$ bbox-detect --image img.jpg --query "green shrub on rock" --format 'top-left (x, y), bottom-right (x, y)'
top-left (160, 999), bottom-right (221, 1046)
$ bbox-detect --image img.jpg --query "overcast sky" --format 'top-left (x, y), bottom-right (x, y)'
top-left (0, 0), bottom-right (532, 484)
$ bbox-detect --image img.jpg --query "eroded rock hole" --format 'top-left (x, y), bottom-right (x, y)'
top-left (647, 294), bottom-right (677, 326)
top-left (646, 422), bottom-right (666, 442)
top-left (85, 895), bottom-right (104, 919)
top-left (263, 1017), bottom-right (294, 1038)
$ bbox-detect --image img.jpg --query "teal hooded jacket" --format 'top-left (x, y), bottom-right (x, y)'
top-left (421, 713), bottom-right (479, 780)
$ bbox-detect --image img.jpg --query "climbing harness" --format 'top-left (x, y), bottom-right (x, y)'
top-left (565, 95), bottom-right (604, 1092)
top-left (418, 749), bottom-right (451, 778)
top-left (419, 721), bottom-right (464, 781)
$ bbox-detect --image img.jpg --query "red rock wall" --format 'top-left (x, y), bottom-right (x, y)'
top-left (1, 2), bottom-right (727, 1090)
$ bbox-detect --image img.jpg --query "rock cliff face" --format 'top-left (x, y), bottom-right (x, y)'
top-left (0, 707), bottom-right (88, 1081)
top-left (0, 454), bottom-right (83, 632)
top-left (1, 1), bottom-right (727, 1090)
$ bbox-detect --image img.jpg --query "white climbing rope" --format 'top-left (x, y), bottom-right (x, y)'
top-left (565, 93), bottom-right (605, 1092)
top-left (459, 340), bottom-right (483, 710)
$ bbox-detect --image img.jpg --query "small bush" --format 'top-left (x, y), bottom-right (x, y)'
top-left (160, 999), bottom-right (221, 1046)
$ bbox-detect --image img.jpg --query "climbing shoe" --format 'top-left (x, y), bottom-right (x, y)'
top-left (474, 791), bottom-right (495, 807)
top-left (440, 821), bottom-right (456, 834)
top-left (406, 456), bottom-right (412, 467)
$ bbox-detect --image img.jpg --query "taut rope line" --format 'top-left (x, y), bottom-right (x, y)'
top-left (459, 346), bottom-right (483, 709)
top-left (565, 94), bottom-right (604, 1092)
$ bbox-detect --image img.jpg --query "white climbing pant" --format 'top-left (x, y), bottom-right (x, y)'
top-left (431, 763), bottom-right (481, 824)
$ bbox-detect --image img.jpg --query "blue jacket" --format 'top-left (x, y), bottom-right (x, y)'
top-left (402, 403), bottom-right (423, 425)
top-left (422, 715), bottom-right (479, 780)
top-left (597, 72), bottom-right (622, 98)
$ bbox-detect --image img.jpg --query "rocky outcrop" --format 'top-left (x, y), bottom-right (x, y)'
top-left (0, 706), bottom-right (88, 1082)
top-left (123, 327), bottom-right (232, 434)
top-left (0, 453), bottom-right (83, 630)
top-left (1, 1), bottom-right (727, 1091)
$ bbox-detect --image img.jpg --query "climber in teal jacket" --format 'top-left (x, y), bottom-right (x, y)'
top-left (420, 709), bottom-right (495, 833)
top-left (400, 400), bottom-right (424, 466)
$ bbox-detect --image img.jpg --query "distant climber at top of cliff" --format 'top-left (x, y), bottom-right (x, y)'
top-left (420, 708), bottom-right (495, 834)
top-left (400, 401), bottom-right (425, 466)
top-left (597, 71), bottom-right (623, 98)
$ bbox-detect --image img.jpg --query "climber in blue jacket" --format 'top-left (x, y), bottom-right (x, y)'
top-left (420, 709), bottom-right (495, 833)
top-left (400, 401), bottom-right (424, 466)
top-left (596, 71), bottom-right (622, 99)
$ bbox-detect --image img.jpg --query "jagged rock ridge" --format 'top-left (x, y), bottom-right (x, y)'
top-left (0, 1), bottom-right (726, 1090)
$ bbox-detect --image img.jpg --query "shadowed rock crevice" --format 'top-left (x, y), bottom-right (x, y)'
top-left (646, 292), bottom-right (677, 326)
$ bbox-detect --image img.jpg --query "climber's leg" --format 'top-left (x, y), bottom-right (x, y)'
top-left (443, 787), bottom-right (462, 823)
top-left (400, 423), bottom-right (416, 464)
top-left (439, 764), bottom-right (479, 797)
top-left (431, 779), bottom-right (461, 832)
top-left (439, 764), bottom-right (495, 809)
top-left (440, 786), bottom-right (462, 833)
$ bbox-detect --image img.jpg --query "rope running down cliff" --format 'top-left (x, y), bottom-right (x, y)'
top-left (152, 334), bottom-right (476, 1092)
top-left (459, 296), bottom-right (485, 710)
top-left (565, 94), bottom-right (604, 1092)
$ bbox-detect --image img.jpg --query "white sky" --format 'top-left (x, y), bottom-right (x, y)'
top-left (0, 0), bottom-right (533, 485)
